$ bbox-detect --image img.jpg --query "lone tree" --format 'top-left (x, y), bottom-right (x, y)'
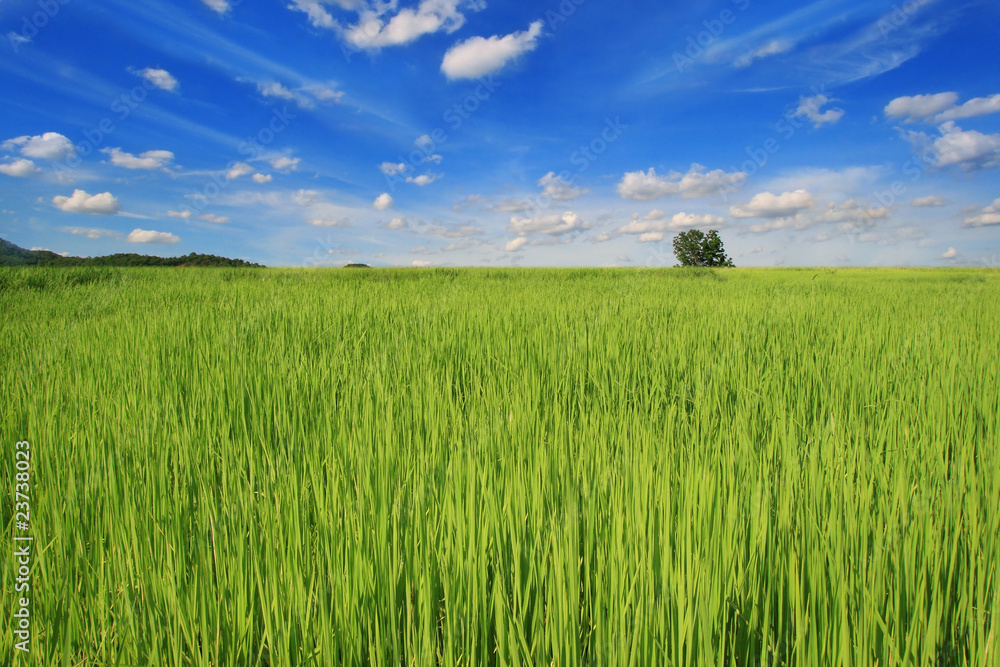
top-left (672, 229), bottom-right (734, 267)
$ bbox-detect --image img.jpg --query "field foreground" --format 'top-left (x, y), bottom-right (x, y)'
top-left (1, 267), bottom-right (998, 665)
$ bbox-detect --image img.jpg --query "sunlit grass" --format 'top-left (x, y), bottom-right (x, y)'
top-left (1, 266), bottom-right (997, 665)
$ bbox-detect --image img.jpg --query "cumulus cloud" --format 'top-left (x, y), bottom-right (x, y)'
top-left (964, 198), bottom-right (1000, 227)
top-left (103, 148), bottom-right (174, 170)
top-left (490, 199), bottom-right (534, 213)
top-left (202, 0), bottom-right (230, 14)
top-left (385, 217), bottom-right (407, 230)
top-left (733, 39), bottom-right (793, 68)
top-left (935, 94), bottom-right (1000, 122)
top-left (270, 156), bottom-right (300, 171)
top-left (509, 211), bottom-right (587, 237)
top-left (342, 0), bottom-right (480, 50)
top-left (885, 92), bottom-right (1000, 124)
top-left (616, 164), bottom-right (747, 201)
top-left (730, 190), bottom-right (813, 218)
top-left (441, 21), bottom-right (543, 80)
top-left (128, 228), bottom-right (180, 244)
top-left (52, 189), bottom-right (122, 215)
top-left (812, 199), bottom-right (890, 225)
top-left (504, 237), bottom-right (527, 252)
top-left (307, 217), bottom-right (350, 227)
top-left (884, 92), bottom-right (959, 123)
top-left (795, 94), bottom-right (844, 128)
top-left (941, 247), bottom-right (958, 259)
top-left (226, 162), bottom-right (254, 179)
top-left (252, 173), bottom-right (273, 183)
top-left (928, 122), bottom-right (1000, 170)
top-left (406, 173), bottom-right (440, 186)
top-left (134, 67), bottom-right (178, 92)
top-left (0, 159), bottom-right (38, 177)
top-left (600, 210), bottom-right (725, 241)
top-left (167, 210), bottom-right (193, 219)
top-left (412, 260), bottom-right (432, 267)
top-left (538, 172), bottom-right (587, 201)
top-left (200, 213), bottom-right (230, 224)
top-left (3, 132), bottom-right (75, 160)
top-left (287, 0), bottom-right (337, 29)
top-left (373, 193), bottom-right (394, 210)
top-left (911, 195), bottom-right (948, 207)
top-left (425, 224), bottom-right (483, 238)
top-left (380, 162), bottom-right (408, 176)
top-left (66, 227), bottom-right (121, 239)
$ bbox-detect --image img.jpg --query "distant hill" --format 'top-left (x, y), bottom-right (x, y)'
top-left (0, 237), bottom-right (264, 268)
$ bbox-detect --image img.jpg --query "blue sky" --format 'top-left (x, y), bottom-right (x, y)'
top-left (1, 0), bottom-right (998, 267)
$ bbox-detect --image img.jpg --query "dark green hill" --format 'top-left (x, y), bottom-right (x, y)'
top-left (0, 237), bottom-right (264, 267)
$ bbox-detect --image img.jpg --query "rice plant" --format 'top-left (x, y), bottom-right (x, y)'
top-left (1, 266), bottom-right (997, 665)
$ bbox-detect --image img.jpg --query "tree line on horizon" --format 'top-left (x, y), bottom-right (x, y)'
top-left (0, 237), bottom-right (264, 268)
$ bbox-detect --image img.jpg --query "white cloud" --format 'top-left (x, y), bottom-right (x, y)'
top-left (373, 193), bottom-right (394, 210)
top-left (412, 260), bottom-right (432, 267)
top-left (307, 217), bottom-right (350, 227)
top-left (733, 39), bottom-right (793, 68)
top-left (603, 210), bottom-right (725, 241)
top-left (795, 94), bottom-right (844, 128)
top-left (66, 227), bottom-right (121, 240)
top-left (884, 92), bottom-right (959, 123)
top-left (935, 94), bottom-right (1000, 122)
top-left (406, 173), bottom-right (440, 186)
top-left (52, 189), bottom-right (122, 215)
top-left (202, 0), bottom-right (230, 15)
top-left (135, 67), bottom-right (178, 92)
top-left (303, 84), bottom-right (344, 103)
top-left (270, 156), bottom-right (301, 171)
top-left (200, 213), bottom-right (230, 224)
top-left (639, 232), bottom-right (664, 243)
top-left (964, 199), bottom-right (1000, 227)
top-left (292, 189), bottom-right (321, 206)
top-left (0, 159), bottom-right (38, 177)
top-left (538, 172), bottom-right (587, 201)
top-left (616, 164), bottom-right (747, 201)
top-left (167, 210), bottom-right (193, 219)
top-left (103, 148), bottom-right (174, 170)
top-left (425, 224), bottom-right (483, 238)
top-left (423, 154), bottom-right (443, 164)
top-left (227, 162), bottom-right (254, 179)
top-left (941, 247), bottom-right (958, 259)
top-left (252, 173), bottom-right (273, 183)
top-left (490, 199), bottom-right (534, 213)
top-left (929, 122), bottom-right (1000, 170)
top-left (505, 237), bottom-right (528, 252)
top-left (812, 199), bottom-right (890, 225)
top-left (441, 21), bottom-right (543, 80)
top-left (3, 132), bottom-right (75, 160)
top-left (911, 195), bottom-right (947, 207)
top-left (386, 216), bottom-right (407, 230)
top-left (128, 228), bottom-right (180, 244)
top-left (886, 92), bottom-right (1000, 124)
top-left (509, 211), bottom-right (587, 237)
top-left (344, 0), bottom-right (478, 50)
top-left (7, 32), bottom-right (31, 47)
top-left (730, 189), bottom-right (813, 218)
top-left (380, 162), bottom-right (408, 176)
top-left (287, 0), bottom-right (338, 29)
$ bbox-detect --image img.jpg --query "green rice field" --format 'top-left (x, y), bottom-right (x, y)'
top-left (1, 266), bottom-right (998, 665)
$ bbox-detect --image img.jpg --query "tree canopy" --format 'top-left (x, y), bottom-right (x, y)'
top-left (672, 230), bottom-right (734, 267)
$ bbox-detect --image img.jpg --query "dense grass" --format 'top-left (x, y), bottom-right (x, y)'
top-left (1, 266), bottom-right (997, 665)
